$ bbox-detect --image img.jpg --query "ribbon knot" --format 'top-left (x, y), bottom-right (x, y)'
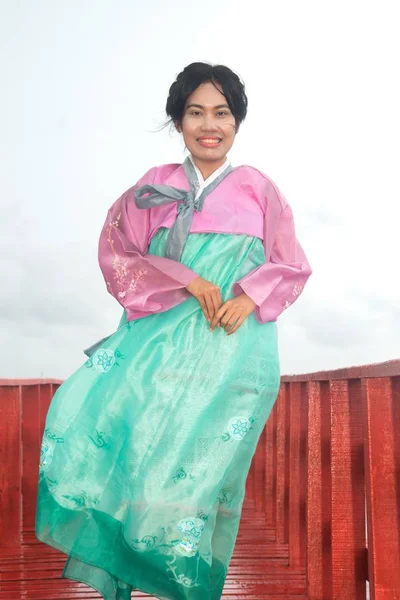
top-left (134, 157), bottom-right (233, 261)
top-left (177, 190), bottom-right (200, 214)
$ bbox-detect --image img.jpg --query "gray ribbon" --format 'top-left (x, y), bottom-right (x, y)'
top-left (83, 158), bottom-right (232, 357)
top-left (134, 156), bottom-right (233, 261)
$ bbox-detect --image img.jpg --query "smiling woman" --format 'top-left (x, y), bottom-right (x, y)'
top-left (168, 63), bottom-right (247, 179)
top-left (35, 62), bottom-right (312, 600)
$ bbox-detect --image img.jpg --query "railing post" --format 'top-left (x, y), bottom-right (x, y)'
top-left (330, 379), bottom-right (366, 599)
top-left (364, 376), bottom-right (400, 599)
top-left (0, 385), bottom-right (22, 548)
top-left (264, 403), bottom-right (276, 524)
top-left (21, 384), bottom-right (41, 540)
top-left (288, 381), bottom-right (307, 569)
top-left (276, 384), bottom-right (289, 544)
top-left (307, 380), bottom-right (332, 599)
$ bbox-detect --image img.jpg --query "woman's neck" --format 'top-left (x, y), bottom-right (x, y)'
top-left (190, 156), bottom-right (227, 180)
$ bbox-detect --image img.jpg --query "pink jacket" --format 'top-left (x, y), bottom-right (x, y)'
top-left (98, 162), bottom-right (312, 324)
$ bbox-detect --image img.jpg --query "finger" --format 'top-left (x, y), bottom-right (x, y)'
top-left (227, 316), bottom-right (245, 335)
top-left (198, 295), bottom-right (210, 322)
top-left (215, 288), bottom-right (223, 307)
top-left (222, 310), bottom-right (239, 332)
top-left (220, 308), bottom-right (235, 330)
top-left (204, 293), bottom-right (215, 322)
top-left (211, 289), bottom-right (222, 316)
top-left (210, 304), bottom-right (227, 330)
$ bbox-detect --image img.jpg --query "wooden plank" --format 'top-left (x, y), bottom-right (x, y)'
top-left (21, 384), bottom-right (41, 535)
top-left (0, 385), bottom-right (22, 548)
top-left (364, 376), bottom-right (400, 599)
top-left (276, 386), bottom-right (288, 545)
top-left (254, 426), bottom-right (266, 513)
top-left (39, 383), bottom-right (55, 435)
top-left (298, 382), bottom-right (308, 570)
top-left (281, 359), bottom-right (400, 383)
top-left (330, 379), bottom-right (367, 599)
top-left (288, 382), bottom-right (304, 569)
top-left (307, 380), bottom-right (333, 599)
top-left (264, 404), bottom-right (277, 528)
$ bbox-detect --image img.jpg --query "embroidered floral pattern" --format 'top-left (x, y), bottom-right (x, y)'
top-left (85, 348), bottom-right (125, 373)
top-left (220, 415), bottom-right (255, 442)
top-left (88, 429), bottom-right (109, 448)
top-left (60, 492), bottom-right (88, 509)
top-left (282, 282), bottom-right (304, 310)
top-left (229, 417), bottom-right (250, 440)
top-left (166, 555), bottom-right (199, 587)
top-left (172, 467), bottom-right (187, 483)
top-left (218, 487), bottom-right (233, 505)
top-left (172, 467), bottom-right (196, 483)
top-left (196, 510), bottom-right (208, 522)
top-left (293, 282), bottom-right (304, 297)
top-left (93, 349), bottom-right (115, 372)
top-left (131, 527), bottom-right (178, 552)
top-left (106, 218), bottom-right (147, 300)
top-left (39, 429), bottom-right (64, 472)
top-left (112, 259), bottom-right (148, 296)
top-left (174, 516), bottom-right (205, 557)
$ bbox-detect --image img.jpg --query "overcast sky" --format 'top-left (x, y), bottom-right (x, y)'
top-left (1, 0), bottom-right (399, 379)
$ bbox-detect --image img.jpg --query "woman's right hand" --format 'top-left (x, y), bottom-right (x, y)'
top-left (185, 276), bottom-right (223, 323)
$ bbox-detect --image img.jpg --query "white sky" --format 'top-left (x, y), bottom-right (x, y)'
top-left (1, 0), bottom-right (399, 379)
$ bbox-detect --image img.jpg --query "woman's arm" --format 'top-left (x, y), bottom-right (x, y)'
top-left (233, 198), bottom-right (312, 324)
top-left (98, 168), bottom-right (198, 321)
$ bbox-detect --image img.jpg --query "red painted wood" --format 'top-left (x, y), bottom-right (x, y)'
top-left (298, 383), bottom-right (308, 571)
top-left (330, 379), bottom-right (366, 599)
top-left (245, 457), bottom-right (255, 501)
top-left (288, 382), bottom-right (306, 570)
top-left (2, 365), bottom-right (400, 598)
top-left (364, 376), bottom-right (400, 599)
top-left (275, 387), bottom-right (287, 545)
top-left (281, 358), bottom-right (400, 382)
top-left (265, 404), bottom-right (277, 531)
top-left (254, 425), bottom-right (266, 513)
top-left (306, 381), bottom-right (322, 598)
top-left (0, 385), bottom-right (22, 548)
top-left (307, 380), bottom-right (333, 599)
top-left (21, 385), bottom-right (41, 536)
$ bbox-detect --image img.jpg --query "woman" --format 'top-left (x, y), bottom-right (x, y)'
top-left (36, 62), bottom-right (312, 600)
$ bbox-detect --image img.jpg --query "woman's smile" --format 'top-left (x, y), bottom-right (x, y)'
top-left (197, 137), bottom-right (222, 148)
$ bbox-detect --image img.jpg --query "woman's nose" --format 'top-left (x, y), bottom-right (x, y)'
top-left (200, 116), bottom-right (219, 131)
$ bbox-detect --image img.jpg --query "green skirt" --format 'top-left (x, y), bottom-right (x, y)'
top-left (36, 229), bottom-right (281, 600)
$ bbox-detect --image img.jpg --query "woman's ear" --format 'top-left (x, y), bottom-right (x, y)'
top-left (175, 121), bottom-right (182, 133)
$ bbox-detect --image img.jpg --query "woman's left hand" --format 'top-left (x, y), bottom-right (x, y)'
top-left (209, 293), bottom-right (256, 335)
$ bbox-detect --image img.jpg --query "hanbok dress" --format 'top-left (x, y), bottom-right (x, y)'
top-left (35, 155), bottom-right (312, 600)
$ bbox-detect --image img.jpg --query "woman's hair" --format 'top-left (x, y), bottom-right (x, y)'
top-left (166, 62), bottom-right (248, 128)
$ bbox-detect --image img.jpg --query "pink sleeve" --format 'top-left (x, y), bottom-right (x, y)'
top-left (98, 167), bottom-right (198, 321)
top-left (233, 200), bottom-right (312, 324)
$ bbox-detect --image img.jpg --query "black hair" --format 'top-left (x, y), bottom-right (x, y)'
top-left (165, 62), bottom-right (248, 128)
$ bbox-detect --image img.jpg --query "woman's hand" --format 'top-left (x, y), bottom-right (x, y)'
top-left (185, 276), bottom-right (223, 322)
top-left (209, 293), bottom-right (256, 335)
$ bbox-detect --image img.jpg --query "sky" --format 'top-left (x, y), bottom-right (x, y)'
top-left (1, 0), bottom-right (399, 379)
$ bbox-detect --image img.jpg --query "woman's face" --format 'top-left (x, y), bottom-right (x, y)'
top-left (178, 81), bottom-right (237, 169)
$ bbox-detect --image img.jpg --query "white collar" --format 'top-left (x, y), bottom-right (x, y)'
top-left (188, 155), bottom-right (231, 199)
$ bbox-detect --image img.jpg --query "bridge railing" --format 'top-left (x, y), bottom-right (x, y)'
top-left (1, 362), bottom-right (399, 600)
top-left (246, 359), bottom-right (400, 600)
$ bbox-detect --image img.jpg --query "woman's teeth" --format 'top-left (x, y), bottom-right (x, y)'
top-left (199, 139), bottom-right (220, 145)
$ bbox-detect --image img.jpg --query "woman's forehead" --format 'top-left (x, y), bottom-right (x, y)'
top-left (185, 81), bottom-right (227, 107)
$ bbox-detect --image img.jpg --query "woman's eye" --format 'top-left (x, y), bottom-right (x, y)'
top-left (190, 111), bottom-right (201, 116)
top-left (217, 111), bottom-right (229, 117)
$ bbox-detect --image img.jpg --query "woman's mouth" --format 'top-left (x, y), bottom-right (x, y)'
top-left (197, 138), bottom-right (222, 148)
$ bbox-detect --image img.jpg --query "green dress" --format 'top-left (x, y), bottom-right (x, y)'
top-left (36, 228), bottom-right (281, 600)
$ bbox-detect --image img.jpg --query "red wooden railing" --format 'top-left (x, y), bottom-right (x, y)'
top-left (1, 362), bottom-right (399, 599)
